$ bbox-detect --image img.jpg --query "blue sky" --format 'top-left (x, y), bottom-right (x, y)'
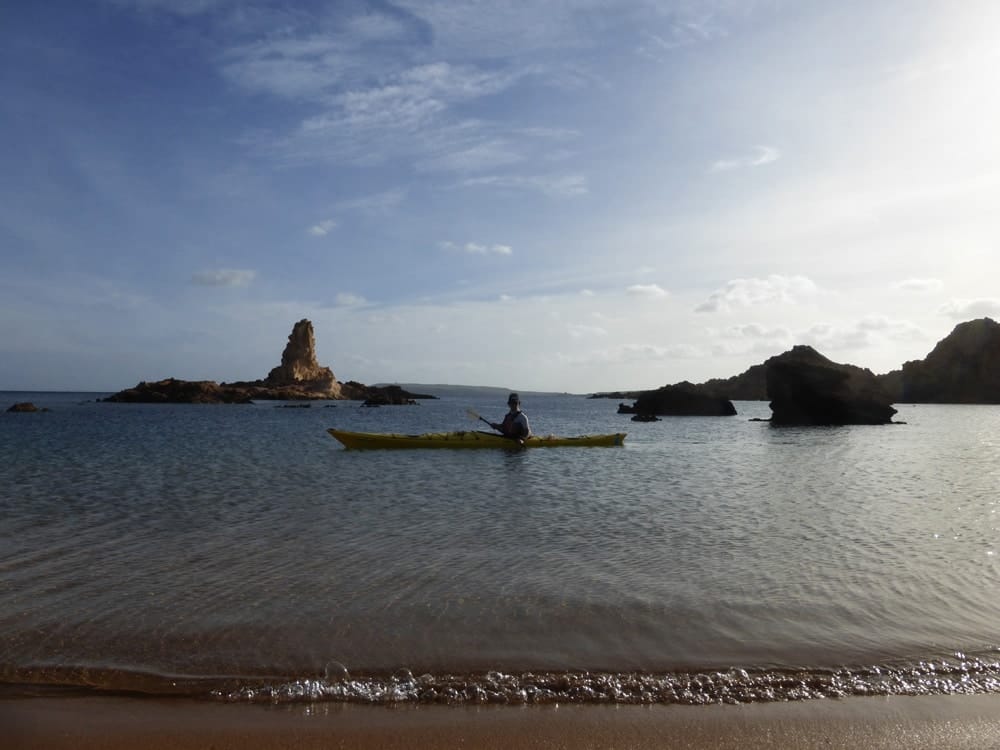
top-left (3, 0), bottom-right (999, 393)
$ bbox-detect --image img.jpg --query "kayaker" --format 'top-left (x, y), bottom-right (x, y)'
top-left (491, 393), bottom-right (531, 444)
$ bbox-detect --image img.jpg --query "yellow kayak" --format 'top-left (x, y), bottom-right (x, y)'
top-left (327, 428), bottom-right (626, 450)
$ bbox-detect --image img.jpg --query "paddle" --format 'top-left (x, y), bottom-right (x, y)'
top-left (466, 408), bottom-right (499, 432)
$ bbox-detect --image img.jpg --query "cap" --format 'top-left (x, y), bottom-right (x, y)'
top-left (507, 392), bottom-right (520, 404)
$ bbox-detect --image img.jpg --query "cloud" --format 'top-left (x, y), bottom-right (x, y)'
top-left (695, 275), bottom-right (817, 313)
top-left (710, 146), bottom-right (780, 173)
top-left (573, 342), bottom-right (704, 367)
top-left (796, 316), bottom-right (926, 353)
top-left (441, 241), bottom-right (513, 256)
top-left (262, 62), bottom-right (527, 167)
top-left (567, 323), bottom-right (608, 339)
top-left (890, 278), bottom-right (943, 293)
top-left (191, 269), bottom-right (256, 287)
top-left (416, 138), bottom-right (523, 173)
top-left (308, 219), bottom-right (337, 236)
top-left (719, 324), bottom-right (790, 340)
top-left (334, 292), bottom-right (366, 307)
top-left (626, 283), bottom-right (668, 298)
top-left (461, 174), bottom-right (588, 196)
top-left (635, 11), bottom-right (729, 60)
top-left (939, 298), bottom-right (1000, 319)
top-left (335, 188), bottom-right (406, 215)
top-left (109, 0), bottom-right (233, 16)
top-left (801, 324), bottom-right (872, 352)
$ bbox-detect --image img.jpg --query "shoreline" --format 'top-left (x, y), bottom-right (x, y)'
top-left (6, 694), bottom-right (1000, 749)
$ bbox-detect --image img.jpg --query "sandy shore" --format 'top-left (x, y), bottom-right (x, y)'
top-left (6, 694), bottom-right (1000, 749)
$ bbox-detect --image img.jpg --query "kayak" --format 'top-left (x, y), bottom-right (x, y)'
top-left (327, 428), bottom-right (626, 450)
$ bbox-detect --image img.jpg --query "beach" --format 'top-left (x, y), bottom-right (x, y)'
top-left (7, 694), bottom-right (1000, 749)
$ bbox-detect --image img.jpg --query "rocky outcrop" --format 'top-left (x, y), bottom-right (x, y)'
top-left (103, 320), bottom-right (436, 404)
top-left (767, 346), bottom-right (896, 425)
top-left (631, 382), bottom-right (737, 417)
top-left (699, 363), bottom-right (768, 401)
top-left (104, 379), bottom-right (256, 404)
top-left (7, 402), bottom-right (45, 412)
top-left (877, 318), bottom-right (1000, 403)
top-left (264, 319), bottom-right (338, 394)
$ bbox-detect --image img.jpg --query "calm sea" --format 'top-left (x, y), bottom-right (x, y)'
top-left (2, 389), bottom-right (999, 705)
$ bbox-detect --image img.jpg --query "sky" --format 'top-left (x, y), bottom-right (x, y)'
top-left (2, 0), bottom-right (999, 393)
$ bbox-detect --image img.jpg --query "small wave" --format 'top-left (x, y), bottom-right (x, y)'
top-left (6, 654), bottom-right (1000, 705)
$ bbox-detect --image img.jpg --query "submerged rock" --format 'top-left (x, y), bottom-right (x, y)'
top-left (6, 402), bottom-right (44, 412)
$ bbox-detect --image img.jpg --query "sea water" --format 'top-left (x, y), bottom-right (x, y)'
top-left (1, 390), bottom-right (999, 704)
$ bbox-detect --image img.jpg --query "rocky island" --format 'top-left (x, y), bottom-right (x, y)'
top-left (610, 318), bottom-right (1000, 425)
top-left (104, 319), bottom-right (434, 405)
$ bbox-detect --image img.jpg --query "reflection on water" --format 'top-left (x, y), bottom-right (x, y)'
top-left (1, 393), bottom-right (999, 702)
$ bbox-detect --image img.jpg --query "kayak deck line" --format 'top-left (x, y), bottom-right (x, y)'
top-left (327, 428), bottom-right (626, 450)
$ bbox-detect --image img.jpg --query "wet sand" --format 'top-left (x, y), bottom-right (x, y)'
top-left (6, 694), bottom-right (1000, 749)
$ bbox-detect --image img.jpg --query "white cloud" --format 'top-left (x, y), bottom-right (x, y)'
top-left (626, 283), bottom-right (668, 298)
top-left (416, 139), bottom-right (523, 173)
top-left (334, 292), bottom-right (367, 307)
top-left (109, 0), bottom-right (233, 16)
top-left (441, 241), bottom-right (513, 256)
top-left (710, 145), bottom-right (780, 173)
top-left (191, 269), bottom-right (256, 287)
top-left (636, 13), bottom-right (729, 60)
top-left (461, 174), bottom-right (588, 196)
top-left (335, 189), bottom-right (406, 215)
top-left (695, 275), bottom-right (817, 313)
top-left (940, 298), bottom-right (1000, 319)
top-left (308, 219), bottom-right (337, 236)
top-left (891, 278), bottom-right (943, 293)
top-left (719, 324), bottom-right (790, 340)
top-left (567, 323), bottom-right (607, 339)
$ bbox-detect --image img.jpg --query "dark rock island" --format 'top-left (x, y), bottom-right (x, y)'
top-left (765, 345), bottom-right (896, 426)
top-left (631, 382), bottom-right (737, 417)
top-left (104, 319), bottom-right (434, 405)
top-left (609, 317), bottom-right (999, 425)
top-left (877, 318), bottom-right (1000, 403)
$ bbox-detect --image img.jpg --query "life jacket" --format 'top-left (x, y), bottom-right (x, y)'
top-left (501, 411), bottom-right (527, 438)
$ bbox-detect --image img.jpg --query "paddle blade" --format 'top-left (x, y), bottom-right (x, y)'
top-left (466, 408), bottom-right (481, 421)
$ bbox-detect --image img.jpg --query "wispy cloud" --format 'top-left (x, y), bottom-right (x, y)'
top-left (797, 316), bottom-right (926, 353)
top-left (719, 324), bottom-right (790, 340)
top-left (191, 269), bottom-right (255, 287)
top-left (334, 292), bottom-right (367, 307)
top-left (109, 0), bottom-right (234, 17)
top-left (891, 278), bottom-right (943, 293)
top-left (416, 138), bottom-right (523, 173)
top-left (695, 275), bottom-right (817, 313)
top-left (308, 219), bottom-right (337, 236)
top-left (461, 174), bottom-right (588, 196)
top-left (568, 323), bottom-right (608, 339)
top-left (626, 283), bottom-right (669, 298)
top-left (636, 14), bottom-right (728, 60)
top-left (441, 241), bottom-right (513, 256)
top-left (710, 145), bottom-right (780, 173)
top-left (335, 188), bottom-right (406, 215)
top-left (261, 62), bottom-right (528, 167)
top-left (940, 298), bottom-right (1000, 319)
